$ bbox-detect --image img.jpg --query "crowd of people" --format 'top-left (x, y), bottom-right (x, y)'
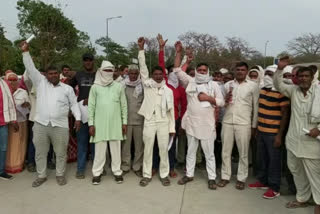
top-left (0, 34), bottom-right (319, 214)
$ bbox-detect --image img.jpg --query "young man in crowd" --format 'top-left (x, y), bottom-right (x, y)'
top-left (248, 66), bottom-right (290, 199)
top-left (21, 41), bottom-right (81, 187)
top-left (137, 37), bottom-right (175, 187)
top-left (89, 60), bottom-right (127, 185)
top-left (174, 41), bottom-right (225, 190)
top-left (218, 61), bottom-right (260, 190)
top-left (274, 57), bottom-right (320, 214)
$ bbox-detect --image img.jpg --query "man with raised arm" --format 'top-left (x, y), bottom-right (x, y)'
top-left (274, 57), bottom-right (320, 214)
top-left (137, 37), bottom-right (175, 187)
top-left (174, 41), bottom-right (225, 190)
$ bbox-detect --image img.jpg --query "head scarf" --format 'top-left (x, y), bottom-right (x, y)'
top-left (282, 66), bottom-right (294, 85)
top-left (195, 69), bottom-right (211, 84)
top-left (247, 68), bottom-right (261, 84)
top-left (124, 75), bottom-right (143, 99)
top-left (94, 60), bottom-right (115, 86)
top-left (219, 68), bottom-right (229, 74)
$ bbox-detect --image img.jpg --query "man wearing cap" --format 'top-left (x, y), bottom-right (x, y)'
top-left (69, 53), bottom-right (96, 179)
top-left (89, 60), bottom-right (127, 185)
top-left (20, 42), bottom-right (81, 187)
top-left (120, 64), bottom-right (144, 177)
top-left (248, 66), bottom-right (290, 199)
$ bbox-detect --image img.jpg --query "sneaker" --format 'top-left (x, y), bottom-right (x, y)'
top-left (75, 171), bottom-right (85, 179)
top-left (27, 164), bottom-right (36, 173)
top-left (92, 176), bottom-right (101, 185)
top-left (263, 188), bottom-right (280, 199)
top-left (0, 173), bottom-right (13, 180)
top-left (248, 181), bottom-right (268, 190)
top-left (114, 175), bottom-right (124, 184)
top-left (32, 178), bottom-right (47, 187)
top-left (56, 176), bottom-right (67, 186)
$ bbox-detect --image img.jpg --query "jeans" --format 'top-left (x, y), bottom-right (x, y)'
top-left (0, 125), bottom-right (8, 174)
top-left (76, 123), bottom-right (94, 172)
top-left (256, 132), bottom-right (282, 192)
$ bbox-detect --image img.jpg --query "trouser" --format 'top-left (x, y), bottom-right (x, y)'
top-left (76, 122), bottom-right (95, 173)
top-left (287, 150), bottom-right (320, 204)
top-left (256, 132), bottom-right (281, 192)
top-left (143, 122), bottom-right (169, 179)
top-left (27, 121), bottom-right (35, 165)
top-left (33, 122), bottom-right (69, 178)
top-left (215, 122), bottom-right (222, 168)
top-left (176, 131), bottom-right (203, 165)
top-left (221, 123), bottom-right (251, 182)
top-left (153, 119), bottom-right (180, 170)
top-left (121, 125), bottom-right (144, 171)
top-left (186, 133), bottom-right (217, 180)
top-left (282, 143), bottom-right (296, 194)
top-left (92, 141), bottom-right (122, 177)
top-left (0, 125), bottom-right (8, 174)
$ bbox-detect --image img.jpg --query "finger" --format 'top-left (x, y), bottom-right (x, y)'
top-left (164, 39), bottom-right (168, 44)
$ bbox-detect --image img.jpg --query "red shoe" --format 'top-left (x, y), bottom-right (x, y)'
top-left (263, 188), bottom-right (280, 199)
top-left (169, 170), bottom-right (177, 178)
top-left (248, 181), bottom-right (268, 189)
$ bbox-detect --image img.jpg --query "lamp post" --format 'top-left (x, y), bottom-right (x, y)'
top-left (106, 16), bottom-right (122, 59)
top-left (264, 40), bottom-right (269, 68)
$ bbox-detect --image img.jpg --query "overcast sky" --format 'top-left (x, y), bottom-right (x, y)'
top-left (1, 0), bottom-right (320, 56)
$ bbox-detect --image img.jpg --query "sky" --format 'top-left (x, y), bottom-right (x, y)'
top-left (1, 0), bottom-right (320, 56)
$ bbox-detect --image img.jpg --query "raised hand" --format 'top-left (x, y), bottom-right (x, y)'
top-left (157, 33), bottom-right (168, 50)
top-left (185, 47), bottom-right (193, 57)
top-left (138, 37), bottom-right (145, 50)
top-left (175, 41), bottom-right (183, 53)
top-left (20, 41), bottom-right (29, 52)
top-left (277, 56), bottom-right (290, 70)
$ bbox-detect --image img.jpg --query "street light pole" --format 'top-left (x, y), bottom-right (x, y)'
top-left (264, 40), bottom-right (269, 68)
top-left (105, 16), bottom-right (122, 59)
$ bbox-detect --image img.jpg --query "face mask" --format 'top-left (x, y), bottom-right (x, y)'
top-left (263, 75), bottom-right (274, 88)
top-left (283, 78), bottom-right (293, 85)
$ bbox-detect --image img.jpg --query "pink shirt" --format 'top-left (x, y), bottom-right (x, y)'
top-left (0, 86), bottom-right (6, 125)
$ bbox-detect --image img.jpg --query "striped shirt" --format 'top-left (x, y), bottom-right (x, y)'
top-left (258, 88), bottom-right (289, 135)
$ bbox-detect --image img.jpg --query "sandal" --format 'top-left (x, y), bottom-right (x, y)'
top-left (235, 181), bottom-right (245, 190)
top-left (208, 180), bottom-right (217, 190)
top-left (286, 201), bottom-right (309, 209)
top-left (160, 177), bottom-right (171, 186)
top-left (134, 169), bottom-right (143, 178)
top-left (217, 179), bottom-right (229, 187)
top-left (178, 176), bottom-right (194, 185)
top-left (139, 177), bottom-right (151, 187)
top-left (32, 178), bottom-right (47, 188)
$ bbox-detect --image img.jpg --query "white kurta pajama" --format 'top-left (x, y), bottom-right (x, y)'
top-left (174, 68), bottom-right (225, 180)
top-left (221, 80), bottom-right (260, 182)
top-left (274, 69), bottom-right (320, 205)
top-left (138, 50), bottom-right (175, 179)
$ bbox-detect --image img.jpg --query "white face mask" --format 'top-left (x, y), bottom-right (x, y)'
top-left (263, 75), bottom-right (274, 88)
top-left (283, 78), bottom-right (293, 85)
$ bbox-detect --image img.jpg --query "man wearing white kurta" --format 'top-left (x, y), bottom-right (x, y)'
top-left (137, 37), bottom-right (175, 187)
top-left (218, 61), bottom-right (260, 190)
top-left (274, 57), bottom-right (320, 213)
top-left (173, 41), bottom-right (225, 189)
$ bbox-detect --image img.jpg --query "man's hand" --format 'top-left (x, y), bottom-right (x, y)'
top-left (10, 122), bottom-right (19, 132)
top-left (186, 55), bottom-right (194, 64)
top-left (89, 126), bottom-right (95, 137)
top-left (308, 128), bottom-right (320, 138)
top-left (21, 102), bottom-right (31, 109)
top-left (74, 120), bottom-right (81, 132)
top-left (157, 33), bottom-right (168, 50)
top-left (198, 92), bottom-right (210, 102)
top-left (169, 132), bottom-right (175, 137)
top-left (122, 125), bottom-right (127, 135)
top-left (277, 56), bottom-right (290, 70)
top-left (20, 41), bottom-right (29, 52)
top-left (175, 41), bottom-right (183, 53)
top-left (83, 99), bottom-right (88, 106)
top-left (225, 91), bottom-right (233, 104)
top-left (138, 37), bottom-right (145, 50)
top-left (274, 134), bottom-right (282, 148)
top-left (179, 127), bottom-right (185, 135)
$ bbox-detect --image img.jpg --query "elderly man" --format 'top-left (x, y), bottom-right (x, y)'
top-left (0, 72), bottom-right (17, 180)
top-left (89, 60), bottom-right (127, 185)
top-left (174, 41), bottom-right (225, 190)
top-left (274, 57), bottom-right (320, 214)
top-left (69, 53), bottom-right (96, 179)
top-left (120, 64), bottom-right (144, 177)
top-left (21, 42), bottom-right (81, 187)
top-left (137, 37), bottom-right (175, 187)
top-left (248, 66), bottom-right (290, 199)
top-left (218, 61), bottom-right (260, 190)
